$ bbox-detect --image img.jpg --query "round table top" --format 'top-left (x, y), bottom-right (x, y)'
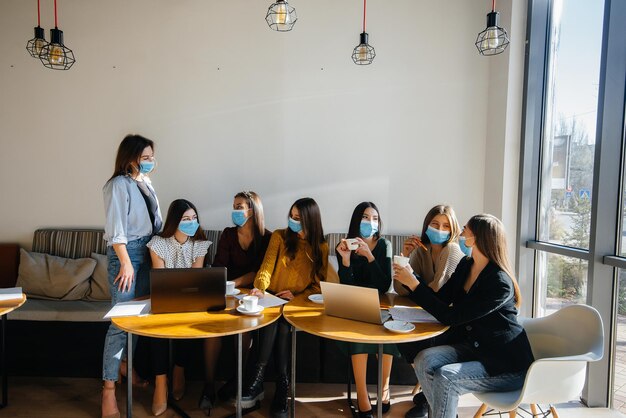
top-left (283, 293), bottom-right (448, 344)
top-left (0, 293), bottom-right (27, 316)
top-left (112, 292), bottom-right (282, 339)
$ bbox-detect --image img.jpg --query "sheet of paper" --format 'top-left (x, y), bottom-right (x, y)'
top-left (235, 292), bottom-right (290, 308)
top-left (388, 306), bottom-right (440, 324)
top-left (104, 299), bottom-right (151, 319)
top-left (0, 287), bottom-right (23, 301)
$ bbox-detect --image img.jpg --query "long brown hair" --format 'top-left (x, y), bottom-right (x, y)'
top-left (285, 197), bottom-right (326, 280)
top-left (467, 214), bottom-right (521, 308)
top-left (159, 199), bottom-right (206, 241)
top-left (109, 134), bottom-right (154, 181)
top-left (234, 191), bottom-right (266, 257)
top-left (420, 204), bottom-right (460, 246)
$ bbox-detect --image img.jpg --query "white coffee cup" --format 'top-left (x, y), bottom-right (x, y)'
top-left (393, 255), bottom-right (410, 267)
top-left (239, 295), bottom-right (258, 311)
top-left (226, 281), bottom-right (236, 295)
top-left (344, 238), bottom-right (359, 251)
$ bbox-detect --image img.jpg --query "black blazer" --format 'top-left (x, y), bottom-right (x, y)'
top-left (404, 257), bottom-right (534, 375)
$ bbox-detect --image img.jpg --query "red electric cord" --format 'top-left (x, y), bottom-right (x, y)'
top-left (54, 0), bottom-right (58, 28)
top-left (37, 0), bottom-right (41, 26)
top-left (492, 0), bottom-right (496, 12)
top-left (363, 0), bottom-right (367, 32)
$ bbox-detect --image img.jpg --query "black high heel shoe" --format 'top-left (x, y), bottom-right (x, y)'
top-left (198, 385), bottom-right (216, 416)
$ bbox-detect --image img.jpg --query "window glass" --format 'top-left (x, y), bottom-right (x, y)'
top-left (535, 251), bottom-right (588, 317)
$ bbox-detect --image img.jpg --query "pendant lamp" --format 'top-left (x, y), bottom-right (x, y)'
top-left (475, 0), bottom-right (510, 56)
top-left (352, 0), bottom-right (375, 65)
top-left (266, 0), bottom-right (297, 32)
top-left (39, 0), bottom-right (75, 70)
top-left (26, 0), bottom-right (46, 58)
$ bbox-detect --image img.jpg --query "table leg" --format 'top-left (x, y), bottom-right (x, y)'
top-left (127, 332), bottom-right (133, 418)
top-left (1, 314), bottom-right (6, 409)
top-left (377, 344), bottom-right (383, 418)
top-left (237, 333), bottom-right (242, 418)
top-left (290, 326), bottom-right (296, 418)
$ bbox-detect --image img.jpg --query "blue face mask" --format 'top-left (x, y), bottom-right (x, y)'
top-left (139, 161), bottom-right (155, 174)
top-left (360, 221), bottom-right (379, 238)
top-left (288, 217), bottom-right (302, 233)
top-left (179, 220), bottom-right (200, 236)
top-left (231, 210), bottom-right (249, 227)
top-left (425, 226), bottom-right (450, 245)
top-left (459, 236), bottom-right (473, 257)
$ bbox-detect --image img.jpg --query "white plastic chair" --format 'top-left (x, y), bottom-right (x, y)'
top-left (473, 304), bottom-right (604, 418)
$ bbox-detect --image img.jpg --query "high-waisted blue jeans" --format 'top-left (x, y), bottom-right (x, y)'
top-left (414, 342), bottom-right (526, 418)
top-left (102, 236), bottom-right (151, 382)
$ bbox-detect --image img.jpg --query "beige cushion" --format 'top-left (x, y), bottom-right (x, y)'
top-left (86, 252), bottom-right (111, 301)
top-left (16, 249), bottom-right (96, 300)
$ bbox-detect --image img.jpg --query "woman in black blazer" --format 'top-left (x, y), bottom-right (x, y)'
top-left (393, 214), bottom-right (534, 418)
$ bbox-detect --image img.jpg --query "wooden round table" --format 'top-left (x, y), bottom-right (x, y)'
top-left (112, 293), bottom-right (281, 418)
top-left (0, 293), bottom-right (27, 409)
top-left (283, 292), bottom-right (448, 418)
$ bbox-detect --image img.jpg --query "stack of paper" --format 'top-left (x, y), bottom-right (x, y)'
top-left (0, 287), bottom-right (23, 301)
top-left (104, 300), bottom-right (151, 319)
top-left (388, 306), bottom-right (440, 323)
top-left (235, 292), bottom-right (290, 308)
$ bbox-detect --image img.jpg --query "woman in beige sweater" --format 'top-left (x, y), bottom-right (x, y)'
top-left (394, 205), bottom-right (465, 294)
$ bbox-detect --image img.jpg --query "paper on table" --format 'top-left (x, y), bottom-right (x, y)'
top-left (388, 306), bottom-right (440, 324)
top-left (0, 287), bottom-right (23, 301)
top-left (104, 299), bottom-right (151, 319)
top-left (235, 292), bottom-right (289, 308)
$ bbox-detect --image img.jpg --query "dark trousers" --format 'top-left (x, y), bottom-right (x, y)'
top-left (257, 317), bottom-right (291, 376)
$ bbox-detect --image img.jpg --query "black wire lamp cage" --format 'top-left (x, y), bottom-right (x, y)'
top-left (475, 0), bottom-right (510, 56)
top-left (40, 27), bottom-right (75, 70)
top-left (266, 0), bottom-right (297, 32)
top-left (352, 0), bottom-right (375, 65)
top-left (26, 0), bottom-right (46, 59)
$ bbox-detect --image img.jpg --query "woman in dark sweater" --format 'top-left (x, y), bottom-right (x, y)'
top-left (393, 214), bottom-right (533, 418)
top-left (336, 202), bottom-right (397, 418)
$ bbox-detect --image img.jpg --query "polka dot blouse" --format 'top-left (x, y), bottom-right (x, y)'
top-left (147, 235), bottom-right (212, 268)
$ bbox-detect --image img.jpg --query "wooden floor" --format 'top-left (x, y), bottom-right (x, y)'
top-left (1, 377), bottom-right (624, 418)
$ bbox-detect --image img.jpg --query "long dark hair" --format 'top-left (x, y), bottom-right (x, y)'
top-left (347, 201), bottom-right (382, 240)
top-left (234, 191), bottom-right (266, 256)
top-left (467, 214), bottom-right (521, 308)
top-left (284, 197), bottom-right (326, 279)
top-left (159, 199), bottom-right (206, 241)
top-left (420, 204), bottom-right (460, 246)
top-left (109, 134), bottom-right (154, 181)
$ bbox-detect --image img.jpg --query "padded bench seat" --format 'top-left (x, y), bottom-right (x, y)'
top-left (7, 299), bottom-right (110, 322)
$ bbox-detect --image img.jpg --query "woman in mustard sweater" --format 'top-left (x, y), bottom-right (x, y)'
top-left (242, 197), bottom-right (329, 418)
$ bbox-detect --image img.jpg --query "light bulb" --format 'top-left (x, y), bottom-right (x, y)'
top-left (357, 45), bottom-right (368, 62)
top-left (480, 27), bottom-right (501, 51)
top-left (276, 3), bottom-right (290, 26)
top-left (49, 44), bottom-right (65, 65)
top-left (34, 38), bottom-right (46, 55)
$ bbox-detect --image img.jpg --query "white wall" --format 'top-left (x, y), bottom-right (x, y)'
top-left (0, 0), bottom-right (522, 249)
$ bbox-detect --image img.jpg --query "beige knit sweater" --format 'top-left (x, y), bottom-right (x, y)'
top-left (393, 241), bottom-right (465, 294)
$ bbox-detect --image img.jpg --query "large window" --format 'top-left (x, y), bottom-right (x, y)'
top-left (519, 0), bottom-right (626, 409)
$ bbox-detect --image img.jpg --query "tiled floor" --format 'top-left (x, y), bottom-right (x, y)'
top-left (1, 377), bottom-right (624, 418)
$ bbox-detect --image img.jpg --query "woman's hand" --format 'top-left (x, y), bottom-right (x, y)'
top-left (403, 236), bottom-right (422, 257)
top-left (114, 262), bottom-right (135, 292)
top-left (393, 263), bottom-right (419, 291)
top-left (249, 288), bottom-right (265, 298)
top-left (354, 238), bottom-right (375, 262)
top-left (275, 290), bottom-right (294, 300)
top-left (336, 240), bottom-right (352, 266)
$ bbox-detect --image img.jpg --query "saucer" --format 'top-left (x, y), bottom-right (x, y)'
top-left (236, 305), bottom-right (264, 316)
top-left (308, 294), bottom-right (324, 304)
top-left (226, 288), bottom-right (241, 296)
top-left (383, 320), bottom-right (415, 333)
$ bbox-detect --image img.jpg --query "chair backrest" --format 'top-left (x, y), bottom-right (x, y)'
top-left (520, 304), bottom-right (604, 362)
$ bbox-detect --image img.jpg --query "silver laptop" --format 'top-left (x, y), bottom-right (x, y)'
top-left (320, 281), bottom-right (390, 325)
top-left (150, 267), bottom-right (227, 314)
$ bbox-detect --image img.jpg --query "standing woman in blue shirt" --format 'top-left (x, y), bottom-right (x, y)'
top-left (101, 135), bottom-right (162, 418)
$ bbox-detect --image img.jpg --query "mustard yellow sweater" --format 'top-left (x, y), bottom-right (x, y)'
top-left (254, 229), bottom-right (329, 296)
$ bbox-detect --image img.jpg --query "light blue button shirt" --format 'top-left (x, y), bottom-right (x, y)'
top-left (103, 175), bottom-right (162, 245)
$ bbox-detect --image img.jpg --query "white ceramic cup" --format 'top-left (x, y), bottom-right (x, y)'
top-left (239, 295), bottom-right (258, 311)
top-left (344, 238), bottom-right (359, 251)
top-left (226, 281), bottom-right (235, 295)
top-left (393, 255), bottom-right (410, 267)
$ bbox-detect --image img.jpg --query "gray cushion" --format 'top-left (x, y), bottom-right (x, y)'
top-left (86, 252), bottom-right (111, 301)
top-left (6, 298), bottom-right (110, 322)
top-left (16, 249), bottom-right (95, 300)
